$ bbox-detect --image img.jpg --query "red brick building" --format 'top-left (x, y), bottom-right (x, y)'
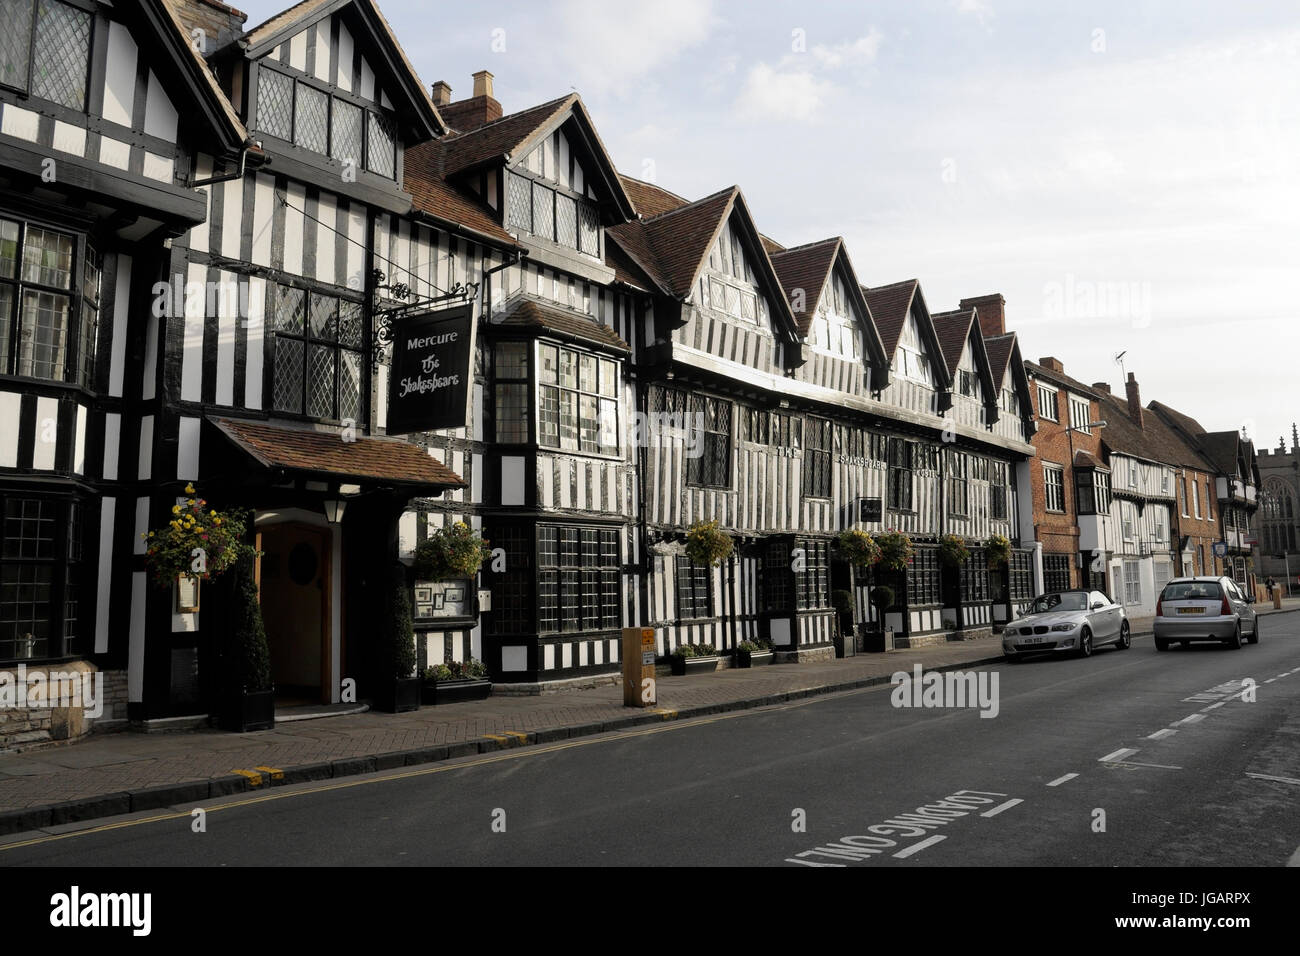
top-left (1024, 358), bottom-right (1109, 594)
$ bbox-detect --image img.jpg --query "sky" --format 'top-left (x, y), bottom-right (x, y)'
top-left (238, 0), bottom-right (1300, 452)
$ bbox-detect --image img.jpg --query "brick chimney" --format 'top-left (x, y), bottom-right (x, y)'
top-left (960, 293), bottom-right (1006, 338)
top-left (165, 0), bottom-right (247, 56)
top-left (1125, 372), bottom-right (1143, 428)
top-left (1038, 356), bottom-right (1064, 373)
top-left (1092, 382), bottom-right (1112, 395)
top-left (438, 70), bottom-right (503, 132)
top-left (431, 81), bottom-right (453, 107)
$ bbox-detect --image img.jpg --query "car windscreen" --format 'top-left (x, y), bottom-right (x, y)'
top-left (1029, 592), bottom-right (1087, 613)
top-left (1162, 582), bottom-right (1221, 600)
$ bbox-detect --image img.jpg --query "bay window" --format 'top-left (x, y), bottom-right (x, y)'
top-left (1076, 468), bottom-right (1111, 515)
top-left (537, 342), bottom-right (619, 455)
top-left (0, 215), bottom-right (98, 387)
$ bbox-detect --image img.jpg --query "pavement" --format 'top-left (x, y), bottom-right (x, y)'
top-left (2, 598), bottom-right (1297, 838)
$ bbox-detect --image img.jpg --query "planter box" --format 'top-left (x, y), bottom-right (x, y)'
top-left (734, 649), bottom-right (773, 668)
top-left (670, 655), bottom-right (720, 676)
top-left (421, 678), bottom-right (493, 705)
top-left (373, 676), bottom-right (421, 713)
top-left (220, 688), bottom-right (275, 732)
top-left (862, 629), bottom-right (894, 653)
top-left (833, 633), bottom-right (857, 658)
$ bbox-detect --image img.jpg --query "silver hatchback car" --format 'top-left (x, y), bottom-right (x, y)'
top-left (1003, 589), bottom-right (1131, 659)
top-left (1153, 576), bottom-right (1259, 650)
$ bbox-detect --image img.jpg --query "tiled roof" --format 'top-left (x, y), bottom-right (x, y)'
top-left (634, 187), bottom-right (737, 297)
top-left (1022, 360), bottom-right (1102, 400)
top-left (619, 175), bottom-right (690, 218)
top-left (1147, 402), bottom-right (1238, 475)
top-left (159, 0), bottom-right (249, 142)
top-left (493, 297), bottom-right (630, 353)
top-left (605, 221), bottom-right (672, 295)
top-left (1073, 449), bottom-right (1108, 470)
top-left (243, 0), bottom-right (330, 45)
top-left (983, 332), bottom-right (1016, 389)
top-left (770, 238), bottom-right (839, 337)
top-left (760, 234), bottom-right (786, 255)
top-left (403, 141), bottom-right (517, 247)
top-left (861, 279), bottom-right (919, 358)
top-left (1094, 393), bottom-right (1214, 472)
top-left (441, 95), bottom-right (576, 176)
top-left (212, 417), bottom-right (466, 488)
top-left (929, 308), bottom-right (975, 378)
top-left (603, 235), bottom-right (657, 292)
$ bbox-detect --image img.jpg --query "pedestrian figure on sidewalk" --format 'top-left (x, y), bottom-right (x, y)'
top-left (1265, 576), bottom-right (1276, 599)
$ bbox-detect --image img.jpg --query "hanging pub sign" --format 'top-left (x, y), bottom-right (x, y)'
top-left (385, 304), bottom-right (475, 435)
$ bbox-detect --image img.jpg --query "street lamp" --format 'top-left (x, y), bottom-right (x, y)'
top-left (323, 499), bottom-right (347, 523)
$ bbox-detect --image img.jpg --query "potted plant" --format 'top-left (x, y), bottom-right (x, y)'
top-left (937, 533), bottom-right (971, 568)
top-left (685, 520), bottom-right (734, 567)
top-left (141, 483), bottom-right (250, 591)
top-left (373, 565), bottom-right (421, 713)
top-left (670, 642), bottom-right (720, 676)
top-left (864, 585), bottom-right (896, 652)
top-left (874, 530), bottom-right (915, 573)
top-left (832, 589), bottom-right (857, 658)
top-left (412, 522), bottom-right (491, 581)
top-left (986, 534), bottom-right (1012, 569)
top-left (734, 639), bottom-right (773, 668)
top-left (218, 550), bottom-right (275, 732)
top-left (421, 658), bottom-right (492, 705)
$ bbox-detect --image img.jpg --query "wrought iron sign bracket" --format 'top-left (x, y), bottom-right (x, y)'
top-left (370, 268), bottom-right (479, 372)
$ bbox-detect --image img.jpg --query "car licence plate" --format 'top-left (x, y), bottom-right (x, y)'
top-left (1021, 637), bottom-right (1045, 644)
top-left (1177, 607), bottom-right (1204, 614)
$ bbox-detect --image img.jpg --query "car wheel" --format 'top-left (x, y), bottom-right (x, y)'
top-left (1155, 638), bottom-right (1170, 651)
top-left (1078, 627), bottom-right (1093, 658)
top-left (1117, 621), bottom-right (1131, 650)
top-left (1227, 622), bottom-right (1242, 649)
top-left (1247, 619), bottom-right (1260, 645)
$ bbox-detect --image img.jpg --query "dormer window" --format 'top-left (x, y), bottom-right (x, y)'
top-left (255, 66), bottom-right (396, 179)
top-left (896, 316), bottom-right (932, 385)
top-left (809, 272), bottom-right (860, 359)
top-left (506, 171), bottom-right (600, 258)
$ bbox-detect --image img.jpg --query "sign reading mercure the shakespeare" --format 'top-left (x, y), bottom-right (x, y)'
top-left (386, 305), bottom-right (474, 435)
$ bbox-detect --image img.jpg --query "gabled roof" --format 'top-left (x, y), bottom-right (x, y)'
top-left (929, 308), bottom-right (976, 378)
top-left (603, 220), bottom-right (672, 296)
top-left (441, 95), bottom-right (636, 222)
top-left (492, 296), bottom-right (630, 353)
top-left (619, 174), bottom-right (690, 218)
top-left (760, 234), bottom-right (786, 255)
top-left (983, 332), bottom-right (1017, 390)
top-left (401, 143), bottom-right (519, 249)
top-left (861, 279), bottom-right (950, 391)
top-left (769, 237), bottom-right (887, 370)
top-left (1094, 393), bottom-right (1210, 472)
top-left (243, 0), bottom-right (446, 141)
top-left (1147, 401), bottom-right (1245, 477)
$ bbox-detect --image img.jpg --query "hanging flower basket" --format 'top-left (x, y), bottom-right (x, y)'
top-left (986, 534), bottom-right (1012, 569)
top-left (412, 522), bottom-right (491, 581)
top-left (140, 484), bottom-right (253, 589)
top-left (685, 520), bottom-right (734, 567)
top-left (937, 533), bottom-right (971, 568)
top-left (835, 529), bottom-right (881, 570)
top-left (874, 530), bottom-right (915, 573)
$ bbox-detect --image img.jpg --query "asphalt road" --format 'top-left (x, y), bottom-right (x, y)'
top-left (4, 618), bottom-right (1300, 867)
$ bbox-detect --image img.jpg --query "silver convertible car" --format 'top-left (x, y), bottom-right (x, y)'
top-left (1002, 589), bottom-right (1131, 660)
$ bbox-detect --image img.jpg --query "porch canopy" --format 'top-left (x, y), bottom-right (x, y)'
top-left (208, 417), bottom-right (466, 494)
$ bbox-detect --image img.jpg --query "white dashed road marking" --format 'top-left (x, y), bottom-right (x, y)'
top-left (1247, 773), bottom-right (1300, 786)
top-left (981, 798), bottom-right (1023, 817)
top-left (1147, 729), bottom-right (1178, 739)
top-left (892, 835), bottom-right (946, 858)
top-left (1100, 748), bottom-right (1139, 763)
top-left (1175, 714), bottom-right (1206, 725)
top-left (1047, 773), bottom-right (1078, 787)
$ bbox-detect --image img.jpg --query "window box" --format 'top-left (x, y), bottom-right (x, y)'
top-left (420, 677), bottom-right (492, 706)
top-left (734, 647), bottom-right (773, 668)
top-left (670, 654), bottom-right (720, 676)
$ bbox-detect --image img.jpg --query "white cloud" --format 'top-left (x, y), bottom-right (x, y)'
top-left (810, 29), bottom-right (884, 69)
top-left (953, 0), bottom-right (994, 27)
top-left (735, 63), bottom-right (835, 123)
top-left (554, 0), bottom-right (719, 91)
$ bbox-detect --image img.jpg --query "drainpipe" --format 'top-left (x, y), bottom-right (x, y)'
top-left (190, 144), bottom-right (258, 188)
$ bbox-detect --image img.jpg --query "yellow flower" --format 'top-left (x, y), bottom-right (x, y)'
top-left (184, 483), bottom-right (195, 494)
top-left (172, 505), bottom-right (181, 515)
top-left (213, 517), bottom-right (221, 526)
top-left (195, 527), bottom-right (204, 533)
top-left (148, 531), bottom-right (155, 538)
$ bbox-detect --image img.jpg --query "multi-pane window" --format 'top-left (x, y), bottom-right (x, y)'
top-left (896, 317), bottom-right (932, 385)
top-left (700, 219), bottom-right (764, 325)
top-left (795, 538), bottom-right (830, 610)
top-left (958, 368), bottom-right (976, 397)
top-left (1076, 468), bottom-right (1111, 515)
top-left (906, 547), bottom-right (940, 606)
top-left (762, 540), bottom-right (792, 611)
top-left (1044, 464), bottom-right (1066, 512)
top-left (809, 272), bottom-right (860, 359)
top-left (686, 395), bottom-right (732, 488)
top-left (675, 558), bottom-right (712, 619)
top-left (0, 216), bottom-right (98, 386)
top-left (1, 496), bottom-right (82, 662)
top-left (269, 284), bottom-right (364, 422)
top-left (888, 438), bottom-right (914, 511)
top-left (538, 343), bottom-right (619, 455)
top-left (960, 549), bottom-right (989, 603)
top-left (1121, 500), bottom-right (1136, 540)
top-left (1037, 384), bottom-right (1059, 422)
top-left (1043, 553), bottom-right (1072, 593)
top-left (256, 66), bottom-right (397, 178)
top-left (493, 342), bottom-right (529, 444)
top-left (1001, 387), bottom-right (1019, 416)
top-left (1123, 559), bottom-right (1141, 605)
top-left (0, 0), bottom-right (91, 109)
top-left (990, 461), bottom-right (1008, 521)
top-left (803, 417), bottom-right (831, 497)
top-left (1069, 397), bottom-right (1092, 432)
top-left (505, 171), bottom-right (601, 257)
top-left (486, 525), bottom-right (532, 635)
top-left (949, 450), bottom-right (968, 516)
top-left (537, 526), bottom-right (620, 634)
top-left (1008, 550), bottom-right (1034, 602)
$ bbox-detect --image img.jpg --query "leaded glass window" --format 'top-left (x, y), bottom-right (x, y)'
top-left (269, 283), bottom-right (364, 422)
top-left (28, 0), bottom-right (90, 110)
top-left (330, 100), bottom-right (363, 164)
top-left (367, 110), bottom-right (395, 177)
top-left (537, 524), bottom-right (620, 635)
top-left (294, 83), bottom-right (329, 154)
top-left (256, 68), bottom-right (294, 141)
